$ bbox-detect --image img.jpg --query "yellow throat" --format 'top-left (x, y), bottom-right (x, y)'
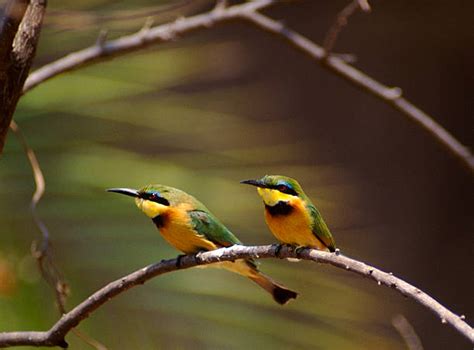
top-left (257, 187), bottom-right (295, 206)
top-left (135, 198), bottom-right (168, 218)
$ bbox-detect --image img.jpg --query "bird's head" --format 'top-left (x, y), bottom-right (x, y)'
top-left (107, 185), bottom-right (177, 218)
top-left (240, 175), bottom-right (306, 206)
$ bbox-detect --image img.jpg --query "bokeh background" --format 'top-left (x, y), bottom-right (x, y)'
top-left (1, 0), bottom-right (472, 349)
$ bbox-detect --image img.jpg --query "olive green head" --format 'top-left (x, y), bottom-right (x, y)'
top-left (240, 175), bottom-right (306, 198)
top-left (107, 185), bottom-right (200, 218)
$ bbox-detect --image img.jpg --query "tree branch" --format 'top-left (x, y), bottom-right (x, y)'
top-left (21, 1), bottom-right (473, 172)
top-left (392, 314), bottom-right (424, 350)
top-left (9, 122), bottom-right (107, 349)
top-left (0, 245), bottom-right (471, 348)
top-left (0, 0), bottom-right (29, 63)
top-left (0, 0), bottom-right (47, 153)
top-left (323, 0), bottom-right (371, 55)
top-left (241, 10), bottom-right (474, 173)
top-left (9, 121), bottom-right (69, 312)
top-left (22, 0), bottom-right (276, 93)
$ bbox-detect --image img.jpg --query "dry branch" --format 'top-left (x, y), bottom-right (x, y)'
top-left (21, 0), bottom-right (473, 172)
top-left (392, 314), bottom-right (424, 350)
top-left (9, 121), bottom-right (106, 349)
top-left (323, 0), bottom-right (370, 55)
top-left (0, 245), bottom-right (472, 348)
top-left (0, 0), bottom-right (47, 153)
top-left (22, 0), bottom-right (276, 92)
top-left (241, 10), bottom-right (474, 172)
top-left (10, 120), bottom-right (68, 312)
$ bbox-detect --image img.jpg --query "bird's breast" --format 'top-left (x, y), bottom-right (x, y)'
top-left (264, 199), bottom-right (326, 250)
top-left (154, 206), bottom-right (217, 254)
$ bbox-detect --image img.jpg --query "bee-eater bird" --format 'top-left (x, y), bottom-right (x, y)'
top-left (107, 185), bottom-right (298, 305)
top-left (241, 175), bottom-right (336, 252)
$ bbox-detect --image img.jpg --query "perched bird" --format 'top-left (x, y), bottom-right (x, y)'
top-left (241, 175), bottom-right (336, 252)
top-left (107, 184), bottom-right (298, 305)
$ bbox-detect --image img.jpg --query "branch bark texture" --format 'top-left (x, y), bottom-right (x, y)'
top-left (0, 245), bottom-right (472, 348)
top-left (0, 0), bottom-right (47, 153)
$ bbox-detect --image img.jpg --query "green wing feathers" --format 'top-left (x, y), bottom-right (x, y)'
top-left (189, 210), bottom-right (242, 247)
top-left (307, 203), bottom-right (336, 252)
top-left (189, 210), bottom-right (259, 269)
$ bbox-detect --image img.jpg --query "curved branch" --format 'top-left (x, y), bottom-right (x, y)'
top-left (0, 245), bottom-right (472, 348)
top-left (241, 11), bottom-right (474, 173)
top-left (392, 314), bottom-right (424, 350)
top-left (21, 1), bottom-right (473, 172)
top-left (323, 0), bottom-right (371, 55)
top-left (22, 0), bottom-right (276, 93)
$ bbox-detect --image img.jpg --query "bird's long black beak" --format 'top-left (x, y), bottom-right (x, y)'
top-left (107, 188), bottom-right (140, 198)
top-left (240, 179), bottom-right (266, 188)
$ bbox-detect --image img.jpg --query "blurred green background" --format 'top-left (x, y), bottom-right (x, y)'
top-left (0, 0), bottom-right (472, 349)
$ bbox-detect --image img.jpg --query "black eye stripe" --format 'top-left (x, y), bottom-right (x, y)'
top-left (141, 192), bottom-right (170, 206)
top-left (155, 197), bottom-right (170, 206)
top-left (272, 184), bottom-right (297, 196)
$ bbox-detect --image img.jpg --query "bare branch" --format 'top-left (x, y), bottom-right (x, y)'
top-left (0, 0), bottom-right (47, 153)
top-left (22, 0), bottom-right (276, 93)
top-left (241, 11), bottom-right (474, 173)
top-left (46, 0), bottom-right (194, 28)
top-left (21, 1), bottom-right (473, 172)
top-left (0, 245), bottom-right (472, 347)
top-left (10, 120), bottom-right (69, 311)
top-left (9, 121), bottom-right (107, 349)
top-left (323, 0), bottom-right (370, 55)
top-left (392, 314), bottom-right (424, 350)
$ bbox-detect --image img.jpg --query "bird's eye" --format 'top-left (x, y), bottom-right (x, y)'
top-left (145, 192), bottom-right (159, 201)
top-left (276, 184), bottom-right (297, 195)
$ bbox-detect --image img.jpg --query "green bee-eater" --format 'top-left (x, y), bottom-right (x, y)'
top-left (241, 175), bottom-right (336, 252)
top-left (108, 185), bottom-right (298, 304)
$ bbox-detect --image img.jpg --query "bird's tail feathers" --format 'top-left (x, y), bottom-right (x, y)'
top-left (248, 272), bottom-right (298, 305)
top-left (219, 259), bottom-right (298, 305)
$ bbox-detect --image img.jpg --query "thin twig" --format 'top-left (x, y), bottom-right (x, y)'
top-left (8, 121), bottom-right (60, 295)
top-left (22, 0), bottom-right (276, 93)
top-left (0, 245), bottom-right (471, 347)
top-left (323, 0), bottom-right (370, 55)
top-left (241, 10), bottom-right (474, 173)
top-left (9, 121), bottom-right (107, 350)
top-left (392, 314), bottom-right (424, 350)
top-left (48, 0), bottom-right (194, 24)
top-left (20, 0), bottom-right (474, 172)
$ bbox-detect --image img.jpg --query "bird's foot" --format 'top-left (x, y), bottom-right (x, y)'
top-left (273, 243), bottom-right (293, 258)
top-left (294, 246), bottom-right (307, 257)
top-left (273, 243), bottom-right (283, 257)
top-left (175, 254), bottom-right (187, 268)
top-left (194, 250), bottom-right (205, 263)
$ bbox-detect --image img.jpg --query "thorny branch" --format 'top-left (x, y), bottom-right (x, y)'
top-left (19, 0), bottom-right (474, 172)
top-left (0, 245), bottom-right (472, 348)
